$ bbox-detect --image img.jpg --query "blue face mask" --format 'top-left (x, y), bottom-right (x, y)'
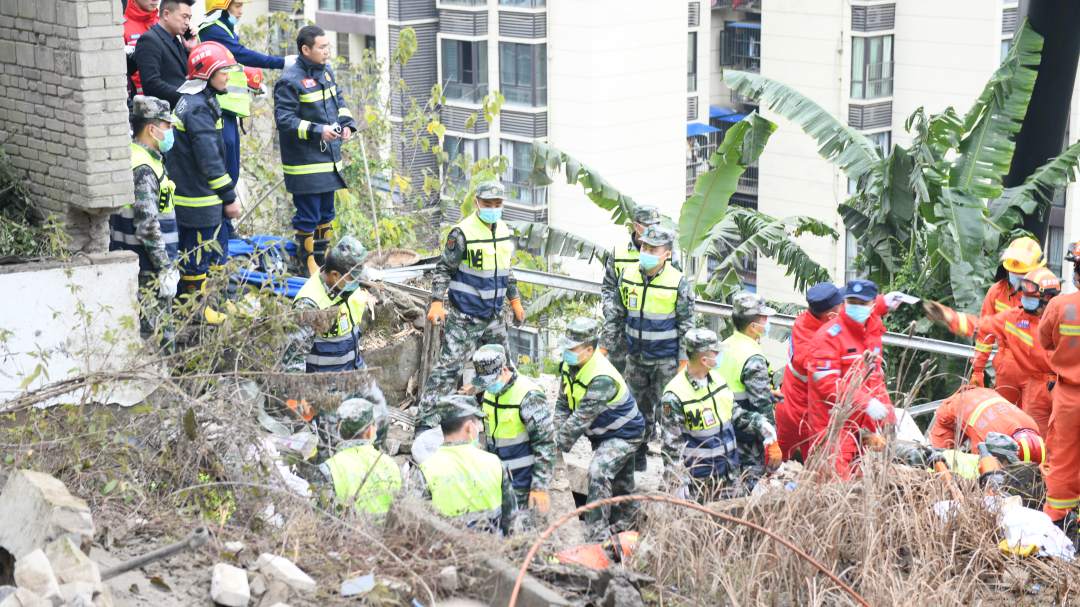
top-left (1008, 272), bottom-right (1024, 289)
top-left (478, 208), bottom-right (502, 224)
top-left (226, 13), bottom-right (239, 26)
top-left (1021, 296), bottom-right (1041, 312)
top-left (562, 349), bottom-right (581, 367)
top-left (845, 303), bottom-right (873, 324)
top-left (154, 127), bottom-right (174, 154)
top-left (486, 378), bottom-right (506, 394)
top-left (639, 253), bottom-right (662, 271)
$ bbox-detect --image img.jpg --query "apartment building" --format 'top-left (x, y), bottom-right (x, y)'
top-left (704, 0), bottom-right (1080, 303)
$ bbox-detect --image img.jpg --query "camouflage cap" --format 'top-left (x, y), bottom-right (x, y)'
top-left (732, 292), bottom-right (776, 318)
top-left (335, 397), bottom-right (383, 438)
top-left (435, 395), bottom-right (486, 422)
top-left (560, 317), bottom-right (599, 350)
top-left (476, 180), bottom-right (506, 200)
top-left (639, 224), bottom-right (675, 248)
top-left (684, 327), bottom-right (720, 354)
top-left (325, 236), bottom-right (369, 274)
top-left (984, 432), bottom-right (1021, 465)
top-left (131, 95), bottom-right (174, 123)
top-left (471, 344), bottom-right (508, 389)
top-left (631, 205), bottom-right (661, 226)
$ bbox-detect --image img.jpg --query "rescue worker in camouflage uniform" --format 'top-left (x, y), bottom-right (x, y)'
top-left (717, 292), bottom-right (782, 487)
top-left (601, 224), bottom-right (695, 471)
top-left (470, 344), bottom-right (555, 515)
top-left (416, 181), bottom-right (527, 433)
top-left (109, 95), bottom-right (181, 340)
top-left (600, 205), bottom-right (662, 372)
top-left (318, 397), bottom-right (402, 516)
top-left (660, 328), bottom-right (740, 501)
top-left (556, 318), bottom-right (646, 541)
top-left (411, 396), bottom-right (515, 534)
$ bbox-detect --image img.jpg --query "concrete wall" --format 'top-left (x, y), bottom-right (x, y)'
top-left (0, 0), bottom-right (133, 253)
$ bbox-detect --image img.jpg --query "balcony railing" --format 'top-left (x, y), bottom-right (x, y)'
top-left (720, 25), bottom-right (761, 72)
top-left (686, 136), bottom-right (717, 197)
top-left (712, 0), bottom-right (761, 11)
top-left (501, 83), bottom-right (547, 107)
top-left (500, 0), bottom-right (546, 7)
top-left (736, 164), bottom-right (758, 195)
top-left (852, 60), bottom-right (894, 99)
top-left (444, 82), bottom-right (489, 103)
top-left (319, 0), bottom-right (375, 14)
top-left (504, 168), bottom-right (548, 207)
top-left (440, 0), bottom-right (486, 6)
top-left (729, 89), bottom-right (758, 109)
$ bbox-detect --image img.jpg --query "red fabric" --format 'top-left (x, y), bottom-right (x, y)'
top-left (980, 280), bottom-right (1021, 318)
top-left (927, 386), bottom-right (1040, 451)
top-left (1043, 382), bottom-right (1080, 522)
top-left (124, 1), bottom-right (158, 94)
top-left (777, 310), bottom-right (826, 460)
top-left (1038, 291), bottom-right (1080, 386)
top-left (973, 308), bottom-right (1052, 413)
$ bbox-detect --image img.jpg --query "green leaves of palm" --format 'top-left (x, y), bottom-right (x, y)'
top-left (529, 142), bottom-right (637, 226)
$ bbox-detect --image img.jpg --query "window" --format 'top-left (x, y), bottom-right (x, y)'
top-left (318, 0), bottom-right (375, 14)
top-left (444, 136), bottom-right (490, 183)
top-left (500, 0), bottom-right (546, 6)
top-left (336, 32), bottom-right (351, 62)
top-left (851, 35), bottom-right (893, 99)
top-left (866, 130), bottom-right (891, 156)
top-left (687, 32), bottom-right (698, 92)
top-left (442, 39), bottom-right (489, 102)
top-left (442, 0), bottom-right (486, 6)
top-left (1048, 225), bottom-right (1064, 278)
top-left (364, 35), bottom-right (376, 51)
top-left (1000, 38), bottom-right (1013, 63)
top-left (845, 230), bottom-right (860, 282)
top-left (720, 22), bottom-right (760, 72)
top-left (499, 43), bottom-right (546, 106)
top-left (501, 140), bottom-right (547, 206)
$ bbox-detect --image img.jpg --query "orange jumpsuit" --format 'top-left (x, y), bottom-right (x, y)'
top-left (928, 386), bottom-right (1039, 452)
top-left (973, 308), bottom-right (1053, 435)
top-left (1038, 290), bottom-right (1080, 522)
top-left (980, 281), bottom-right (1025, 404)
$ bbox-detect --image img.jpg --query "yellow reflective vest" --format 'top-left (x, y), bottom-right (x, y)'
top-left (664, 369), bottom-right (739, 479)
top-left (323, 443), bottom-right (401, 515)
top-left (619, 263), bottom-right (682, 359)
top-left (448, 212), bottom-right (515, 320)
top-left (420, 443), bottom-right (504, 529)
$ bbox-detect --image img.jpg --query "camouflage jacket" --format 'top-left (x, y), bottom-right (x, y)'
top-left (600, 264), bottom-right (696, 361)
top-left (488, 371), bottom-right (557, 492)
top-left (731, 354), bottom-right (778, 450)
top-left (431, 227), bottom-right (520, 303)
top-left (554, 374), bottom-right (624, 451)
top-left (131, 143), bottom-right (172, 271)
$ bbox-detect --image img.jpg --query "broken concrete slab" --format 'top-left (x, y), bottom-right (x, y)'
top-left (0, 471), bottom-right (94, 559)
top-left (0, 588), bottom-right (47, 607)
top-left (222, 542), bottom-right (245, 556)
top-left (249, 573), bottom-right (267, 598)
top-left (255, 580), bottom-right (290, 607)
top-left (438, 566), bottom-right (460, 592)
top-left (253, 555), bottom-right (315, 594)
top-left (43, 538), bottom-right (100, 586)
top-left (12, 549), bottom-right (60, 605)
top-left (210, 563), bottom-right (250, 607)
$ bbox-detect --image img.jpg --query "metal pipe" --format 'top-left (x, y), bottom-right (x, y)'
top-left (100, 527), bottom-right (209, 580)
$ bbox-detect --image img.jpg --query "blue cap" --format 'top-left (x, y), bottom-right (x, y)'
top-left (843, 279), bottom-right (879, 302)
top-left (806, 282), bottom-right (842, 313)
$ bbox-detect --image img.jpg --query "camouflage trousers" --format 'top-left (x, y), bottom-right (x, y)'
top-left (735, 429), bottom-right (766, 488)
top-left (137, 272), bottom-right (174, 347)
top-left (624, 355), bottom-right (679, 448)
top-left (416, 306), bottom-right (510, 430)
top-left (606, 343), bottom-right (628, 374)
top-left (585, 436), bottom-right (642, 542)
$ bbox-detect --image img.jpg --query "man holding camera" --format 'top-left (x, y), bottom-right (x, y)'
top-left (274, 25), bottom-right (357, 276)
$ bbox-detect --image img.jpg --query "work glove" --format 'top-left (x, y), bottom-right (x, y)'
top-left (970, 370), bottom-right (985, 388)
top-left (865, 397), bottom-right (889, 422)
top-left (883, 291), bottom-right (908, 312)
top-left (427, 300), bottom-right (447, 325)
top-left (528, 490), bottom-right (551, 513)
top-left (598, 347), bottom-right (609, 357)
top-left (284, 54), bottom-right (298, 67)
top-left (158, 268), bottom-right (180, 299)
top-left (764, 441), bottom-right (782, 471)
top-left (759, 420), bottom-right (777, 445)
top-left (510, 297), bottom-right (526, 327)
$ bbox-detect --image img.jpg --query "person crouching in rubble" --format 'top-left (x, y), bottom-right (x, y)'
top-left (318, 397), bottom-right (401, 516)
top-left (469, 345), bottom-right (555, 521)
top-left (928, 386), bottom-right (1045, 465)
top-left (411, 396), bottom-right (514, 534)
top-left (660, 328), bottom-right (742, 502)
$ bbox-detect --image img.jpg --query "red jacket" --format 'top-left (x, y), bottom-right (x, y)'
top-left (973, 307), bottom-right (1052, 377)
top-left (928, 387), bottom-right (1039, 452)
top-left (981, 280), bottom-right (1021, 318)
top-left (124, 1), bottom-right (159, 95)
top-left (806, 310), bottom-right (893, 438)
top-left (1038, 290), bottom-right (1080, 386)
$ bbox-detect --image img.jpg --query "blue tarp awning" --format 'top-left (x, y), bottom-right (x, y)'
top-left (716, 112), bottom-right (748, 123)
top-left (710, 105), bottom-right (737, 119)
top-left (726, 21), bottom-right (761, 29)
top-left (687, 122), bottom-right (721, 137)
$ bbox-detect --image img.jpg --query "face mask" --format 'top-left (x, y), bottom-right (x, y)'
top-left (702, 355), bottom-right (721, 369)
top-left (226, 13), bottom-right (239, 26)
top-left (845, 303), bottom-right (873, 324)
top-left (486, 379), bottom-right (506, 394)
top-left (1021, 296), bottom-right (1041, 312)
top-left (153, 126), bottom-right (174, 154)
top-left (1008, 272), bottom-right (1024, 289)
top-left (758, 318), bottom-right (771, 336)
top-left (639, 253), bottom-right (661, 271)
top-left (478, 208), bottom-right (502, 224)
top-left (562, 349), bottom-right (581, 367)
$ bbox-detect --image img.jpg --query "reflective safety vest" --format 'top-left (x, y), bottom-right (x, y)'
top-left (937, 449), bottom-right (980, 481)
top-left (110, 143), bottom-right (179, 272)
top-left (420, 443), bottom-right (504, 530)
top-left (168, 90), bottom-right (232, 228)
top-left (717, 331), bottom-right (771, 406)
top-left (611, 234), bottom-right (641, 278)
top-left (323, 443), bottom-right (402, 515)
top-left (664, 369), bottom-right (739, 479)
top-left (294, 275), bottom-right (372, 373)
top-left (447, 213), bottom-right (515, 320)
top-left (482, 375), bottom-right (542, 491)
top-left (197, 20), bottom-right (252, 117)
top-left (619, 263), bottom-right (683, 359)
top-left (560, 351), bottom-right (645, 442)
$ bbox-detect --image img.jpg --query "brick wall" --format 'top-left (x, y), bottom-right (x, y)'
top-left (0, 0), bottom-right (133, 252)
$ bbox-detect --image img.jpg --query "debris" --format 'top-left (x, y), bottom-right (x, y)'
top-left (0, 588), bottom-right (47, 607)
top-left (249, 573), bottom-right (267, 598)
top-left (0, 589), bottom-right (12, 602)
top-left (0, 471), bottom-right (94, 559)
top-left (222, 541), bottom-right (246, 556)
top-left (57, 583), bottom-right (95, 605)
top-left (339, 573), bottom-right (375, 598)
top-left (254, 554), bottom-right (315, 594)
top-left (210, 563), bottom-right (251, 607)
top-left (600, 576), bottom-right (644, 607)
top-left (438, 566), bottom-right (459, 592)
top-left (256, 581), bottom-right (291, 607)
top-left (99, 527), bottom-right (209, 581)
top-left (12, 549), bottom-right (60, 605)
top-left (44, 538), bottom-right (100, 585)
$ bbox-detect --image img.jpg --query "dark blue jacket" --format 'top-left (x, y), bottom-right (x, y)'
top-left (166, 88), bottom-right (236, 228)
top-left (273, 56), bottom-right (356, 195)
top-left (197, 15), bottom-right (285, 71)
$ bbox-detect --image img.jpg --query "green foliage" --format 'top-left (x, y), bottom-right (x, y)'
top-left (0, 146), bottom-right (69, 259)
top-left (530, 142), bottom-right (640, 226)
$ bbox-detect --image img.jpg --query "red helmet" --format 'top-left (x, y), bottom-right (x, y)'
top-left (187, 41), bottom-right (237, 81)
top-left (1012, 429), bottom-right (1045, 464)
top-left (244, 67), bottom-right (265, 94)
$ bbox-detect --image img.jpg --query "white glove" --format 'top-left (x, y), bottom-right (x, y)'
top-left (759, 419), bottom-right (777, 445)
top-left (866, 397), bottom-right (889, 421)
top-left (285, 54), bottom-right (298, 67)
top-left (125, 44), bottom-right (136, 57)
top-left (883, 291), bottom-right (907, 311)
top-left (158, 268), bottom-right (180, 299)
top-left (674, 484), bottom-right (691, 500)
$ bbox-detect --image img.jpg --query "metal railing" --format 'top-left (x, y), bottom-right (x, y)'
top-left (720, 26), bottom-right (761, 72)
top-left (686, 136), bottom-right (717, 196)
top-left (736, 164), bottom-right (758, 195)
top-left (440, 0), bottom-right (486, 6)
top-left (730, 89), bottom-right (758, 109)
top-left (852, 60), bottom-right (894, 99)
top-left (501, 83), bottom-right (547, 107)
top-left (713, 0), bottom-right (761, 11)
top-left (500, 0), bottom-right (546, 6)
top-left (318, 0), bottom-right (375, 13)
top-left (444, 82), bottom-right (489, 103)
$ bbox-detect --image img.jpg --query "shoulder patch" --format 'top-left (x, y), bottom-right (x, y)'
top-left (302, 78), bottom-right (317, 88)
top-left (827, 324), bottom-right (842, 337)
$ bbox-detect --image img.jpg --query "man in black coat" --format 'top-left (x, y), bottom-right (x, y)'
top-left (133, 0), bottom-right (194, 107)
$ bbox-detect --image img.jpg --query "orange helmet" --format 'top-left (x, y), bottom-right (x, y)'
top-left (1001, 237), bottom-right (1045, 274)
top-left (187, 41), bottom-right (238, 81)
top-left (244, 66), bottom-right (265, 94)
top-left (1012, 429), bottom-right (1045, 464)
top-left (1020, 267), bottom-right (1061, 300)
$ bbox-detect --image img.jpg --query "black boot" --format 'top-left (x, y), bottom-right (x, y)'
top-left (635, 445), bottom-right (648, 472)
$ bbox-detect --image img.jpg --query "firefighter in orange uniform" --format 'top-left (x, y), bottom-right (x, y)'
top-left (927, 386), bottom-right (1044, 463)
top-left (1039, 242), bottom-right (1080, 533)
top-left (971, 267), bottom-right (1061, 435)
